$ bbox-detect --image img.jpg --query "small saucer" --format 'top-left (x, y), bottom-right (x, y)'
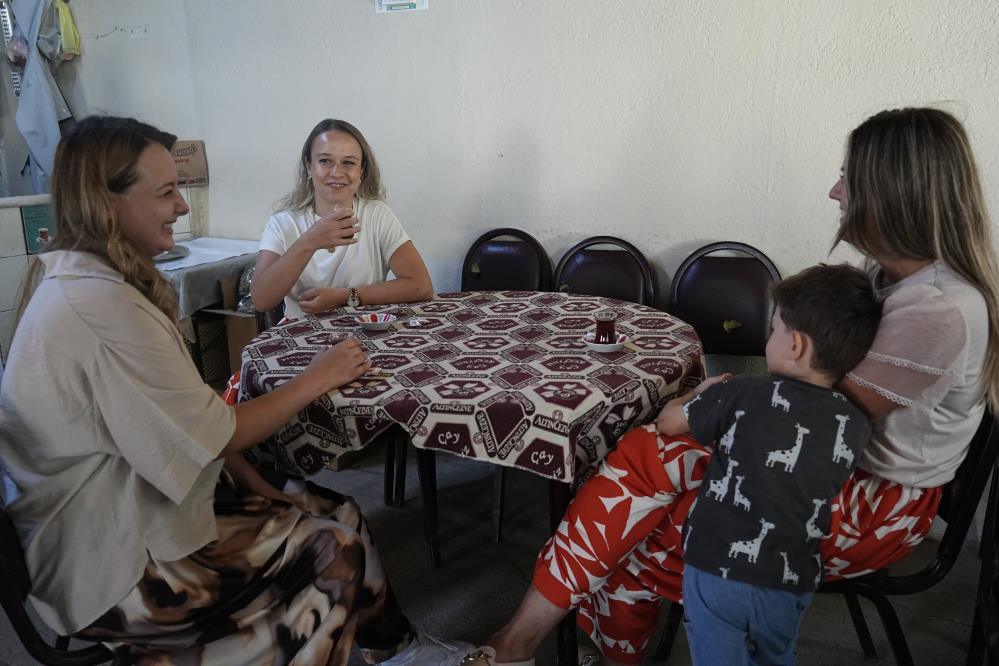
top-left (153, 245), bottom-right (190, 263)
top-left (356, 313), bottom-right (397, 331)
top-left (582, 332), bottom-right (628, 353)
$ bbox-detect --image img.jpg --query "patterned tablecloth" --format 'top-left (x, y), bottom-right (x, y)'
top-left (239, 291), bottom-right (704, 483)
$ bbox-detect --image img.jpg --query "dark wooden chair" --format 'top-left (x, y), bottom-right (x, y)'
top-left (554, 235), bottom-right (657, 306)
top-left (668, 241), bottom-right (781, 356)
top-left (819, 409), bottom-right (999, 665)
top-left (654, 409), bottom-right (999, 665)
top-left (461, 227), bottom-right (554, 292)
top-left (254, 301), bottom-right (285, 333)
top-left (0, 507), bottom-right (115, 665)
top-left (968, 468), bottom-right (999, 665)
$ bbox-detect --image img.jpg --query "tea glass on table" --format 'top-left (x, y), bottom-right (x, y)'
top-left (594, 311), bottom-right (617, 344)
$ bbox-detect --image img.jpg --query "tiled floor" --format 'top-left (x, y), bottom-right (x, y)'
top-left (0, 447), bottom-right (983, 665)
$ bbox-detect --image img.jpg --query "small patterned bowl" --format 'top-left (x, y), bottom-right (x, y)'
top-left (356, 313), bottom-right (397, 331)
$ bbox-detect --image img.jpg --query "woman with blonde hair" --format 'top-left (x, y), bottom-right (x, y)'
top-left (458, 107), bottom-right (999, 666)
top-left (220, 119), bottom-right (433, 419)
top-left (0, 115), bottom-right (467, 665)
top-left (250, 118), bottom-right (433, 319)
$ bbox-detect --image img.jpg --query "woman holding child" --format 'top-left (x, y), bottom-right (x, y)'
top-left (0, 116), bottom-right (466, 664)
top-left (462, 107), bottom-right (999, 665)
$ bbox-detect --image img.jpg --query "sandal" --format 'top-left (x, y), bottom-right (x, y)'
top-left (456, 646), bottom-right (535, 666)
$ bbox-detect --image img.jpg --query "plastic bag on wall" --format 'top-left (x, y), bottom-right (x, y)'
top-left (55, 0), bottom-right (78, 59)
top-left (34, 0), bottom-right (60, 63)
top-left (28, 0), bottom-right (77, 64)
top-left (6, 28), bottom-right (28, 67)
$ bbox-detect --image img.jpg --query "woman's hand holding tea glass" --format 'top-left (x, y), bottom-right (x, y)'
top-left (304, 203), bottom-right (360, 253)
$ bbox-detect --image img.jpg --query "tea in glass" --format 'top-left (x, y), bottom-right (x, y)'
top-left (594, 312), bottom-right (617, 344)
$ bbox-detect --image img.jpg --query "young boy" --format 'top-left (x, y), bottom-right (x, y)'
top-left (656, 263), bottom-right (882, 665)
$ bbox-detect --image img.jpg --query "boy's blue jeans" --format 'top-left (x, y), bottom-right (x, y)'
top-left (683, 564), bottom-right (813, 665)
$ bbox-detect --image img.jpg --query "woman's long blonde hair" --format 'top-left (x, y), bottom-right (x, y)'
top-left (275, 119), bottom-right (383, 213)
top-left (17, 116), bottom-right (180, 323)
top-left (835, 107), bottom-right (999, 410)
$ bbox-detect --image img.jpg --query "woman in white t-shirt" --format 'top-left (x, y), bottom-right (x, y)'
top-left (455, 108), bottom-right (999, 666)
top-left (251, 119), bottom-right (433, 320)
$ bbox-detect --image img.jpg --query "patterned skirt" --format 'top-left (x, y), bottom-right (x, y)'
top-left (79, 477), bottom-right (411, 665)
top-left (532, 425), bottom-right (943, 664)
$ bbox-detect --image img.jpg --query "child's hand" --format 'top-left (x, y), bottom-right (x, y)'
top-left (655, 404), bottom-right (678, 435)
top-left (694, 373), bottom-right (733, 395)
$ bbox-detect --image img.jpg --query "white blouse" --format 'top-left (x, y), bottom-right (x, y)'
top-left (849, 262), bottom-right (989, 487)
top-left (260, 197), bottom-right (411, 319)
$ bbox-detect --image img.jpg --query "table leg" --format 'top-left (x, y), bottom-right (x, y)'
top-left (383, 429), bottom-right (408, 508)
top-left (549, 480), bottom-right (578, 666)
top-left (416, 449), bottom-right (442, 568)
top-left (492, 467), bottom-right (506, 543)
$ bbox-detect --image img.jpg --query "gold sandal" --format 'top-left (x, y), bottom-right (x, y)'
top-left (457, 647), bottom-right (535, 666)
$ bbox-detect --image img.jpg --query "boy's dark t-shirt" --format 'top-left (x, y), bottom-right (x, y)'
top-left (682, 375), bottom-right (870, 592)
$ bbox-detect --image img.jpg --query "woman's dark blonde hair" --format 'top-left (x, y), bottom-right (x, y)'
top-left (17, 115), bottom-right (180, 323)
top-left (834, 107), bottom-right (999, 409)
top-left (276, 119), bottom-right (383, 212)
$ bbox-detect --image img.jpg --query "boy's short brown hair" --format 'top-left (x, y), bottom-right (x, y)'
top-left (771, 264), bottom-right (882, 380)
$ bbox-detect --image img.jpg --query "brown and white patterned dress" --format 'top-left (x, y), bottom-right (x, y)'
top-left (80, 475), bottom-right (412, 665)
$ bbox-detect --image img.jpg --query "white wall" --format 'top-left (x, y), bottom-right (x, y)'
top-left (56, 1), bottom-right (200, 137)
top-left (59, 1), bottom-right (999, 304)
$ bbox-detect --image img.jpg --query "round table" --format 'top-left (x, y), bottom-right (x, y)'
top-left (239, 291), bottom-right (704, 483)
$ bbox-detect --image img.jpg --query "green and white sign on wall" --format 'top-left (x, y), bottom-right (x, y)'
top-left (376, 0), bottom-right (427, 12)
top-left (22, 204), bottom-right (54, 254)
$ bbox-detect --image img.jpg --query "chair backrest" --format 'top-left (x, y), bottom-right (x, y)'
top-left (255, 301), bottom-right (286, 333)
top-left (668, 241), bottom-right (781, 356)
top-left (461, 228), bottom-right (553, 292)
top-left (926, 409), bottom-right (999, 585)
top-left (0, 508), bottom-right (113, 665)
top-left (554, 235), bottom-right (657, 306)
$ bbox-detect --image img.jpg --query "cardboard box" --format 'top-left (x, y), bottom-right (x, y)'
top-left (172, 140), bottom-right (209, 187)
top-left (204, 276), bottom-right (258, 374)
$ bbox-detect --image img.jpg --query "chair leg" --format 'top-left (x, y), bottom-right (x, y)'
top-left (653, 601), bottom-right (684, 661)
top-left (492, 467), bottom-right (506, 543)
top-left (555, 609), bottom-right (578, 666)
top-left (416, 448), bottom-right (442, 568)
top-left (968, 603), bottom-right (986, 666)
top-left (860, 588), bottom-right (914, 666)
top-left (383, 431), bottom-right (408, 508)
top-left (980, 469), bottom-right (999, 559)
top-left (844, 593), bottom-right (878, 658)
